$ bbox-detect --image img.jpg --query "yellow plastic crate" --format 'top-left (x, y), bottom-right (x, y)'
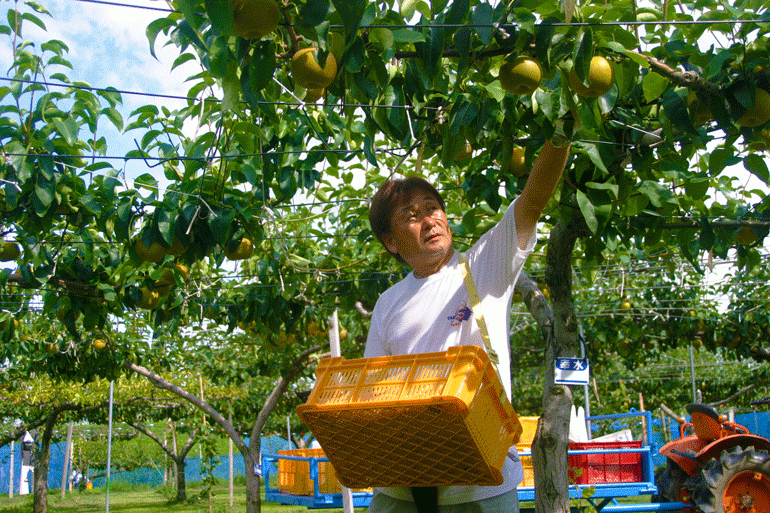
top-left (517, 416), bottom-right (540, 448)
top-left (278, 448), bottom-right (341, 495)
top-left (518, 445), bottom-right (535, 487)
top-left (296, 346), bottom-right (523, 489)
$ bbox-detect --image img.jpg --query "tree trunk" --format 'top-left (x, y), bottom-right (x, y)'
top-left (175, 456), bottom-right (187, 502)
top-left (127, 421), bottom-right (198, 503)
top-left (33, 410), bottom-right (61, 513)
top-left (245, 436), bottom-right (262, 513)
top-left (531, 213), bottom-right (590, 513)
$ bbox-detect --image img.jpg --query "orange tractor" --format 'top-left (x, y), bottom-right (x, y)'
top-left (654, 403), bottom-right (770, 512)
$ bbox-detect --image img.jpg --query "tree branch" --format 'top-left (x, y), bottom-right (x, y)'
top-left (707, 384), bottom-right (756, 408)
top-left (126, 361), bottom-right (250, 458)
top-left (630, 51), bottom-right (721, 98)
top-left (0, 401), bottom-right (109, 448)
top-left (251, 343), bottom-right (328, 444)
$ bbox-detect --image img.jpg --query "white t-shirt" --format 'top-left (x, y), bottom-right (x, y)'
top-left (365, 196), bottom-right (536, 505)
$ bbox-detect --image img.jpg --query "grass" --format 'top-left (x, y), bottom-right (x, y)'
top-left (0, 484), bottom-right (368, 513)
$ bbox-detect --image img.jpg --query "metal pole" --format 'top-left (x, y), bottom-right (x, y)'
top-left (689, 343), bottom-right (696, 403)
top-left (106, 381), bottom-right (114, 513)
top-left (61, 422), bottom-right (73, 498)
top-left (287, 416), bottom-right (291, 449)
top-left (229, 410), bottom-right (234, 508)
top-left (8, 441), bottom-right (14, 498)
top-left (329, 310), bottom-right (354, 513)
top-left (580, 323), bottom-right (591, 439)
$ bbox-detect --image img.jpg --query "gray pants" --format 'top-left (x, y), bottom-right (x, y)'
top-left (367, 488), bottom-right (519, 513)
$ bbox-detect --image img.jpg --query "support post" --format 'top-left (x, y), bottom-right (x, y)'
top-left (329, 310), bottom-right (354, 513)
top-left (106, 380), bottom-right (114, 513)
top-left (8, 441), bottom-right (14, 499)
top-left (229, 410), bottom-right (234, 508)
top-left (61, 422), bottom-right (73, 498)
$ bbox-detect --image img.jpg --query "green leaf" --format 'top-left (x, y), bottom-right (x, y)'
top-left (392, 29), bottom-right (426, 43)
top-left (573, 29), bottom-right (594, 82)
top-left (449, 96), bottom-right (478, 136)
top-left (580, 142), bottom-right (608, 174)
top-left (535, 19), bottom-right (557, 65)
top-left (155, 209), bottom-right (173, 244)
top-left (472, 3), bottom-right (494, 45)
top-left (611, 45), bottom-right (649, 67)
top-left (353, 72), bottom-right (378, 99)
top-left (20, 265), bottom-right (42, 288)
top-left (134, 173), bottom-right (159, 194)
top-left (684, 176), bottom-right (710, 200)
top-left (25, 1), bottom-right (52, 16)
top-left (247, 42), bottom-right (276, 93)
top-left (205, 0), bottom-right (235, 36)
top-left (622, 194), bottom-right (649, 216)
top-left (577, 190), bottom-right (598, 234)
top-left (222, 61), bottom-right (241, 112)
top-left (369, 27), bottom-right (394, 52)
top-left (176, 19), bottom-right (207, 51)
top-left (698, 218), bottom-right (714, 251)
top-left (53, 116), bottom-right (78, 146)
top-left (708, 148), bottom-right (741, 175)
top-left (146, 18), bottom-right (176, 60)
top-left (34, 181), bottom-right (54, 210)
top-left (636, 180), bottom-right (675, 207)
top-left (745, 153), bottom-right (769, 185)
top-left (484, 81), bottom-right (505, 102)
top-left (662, 88), bottom-right (697, 135)
top-left (41, 39), bottom-right (69, 57)
top-left (454, 27), bottom-right (471, 61)
top-left (586, 181), bottom-right (619, 199)
top-left (331, 0), bottom-right (366, 42)
top-left (208, 35), bottom-right (230, 78)
top-left (445, 0), bottom-right (470, 32)
top-left (298, 0), bottom-right (330, 28)
top-left (172, 52), bottom-right (197, 71)
top-left (642, 72), bottom-right (669, 103)
top-left (424, 21), bottom-right (445, 80)
top-left (400, 0), bottom-right (420, 19)
top-left (21, 12), bottom-right (46, 32)
top-left (101, 107), bottom-right (124, 131)
top-left (484, 184), bottom-right (501, 212)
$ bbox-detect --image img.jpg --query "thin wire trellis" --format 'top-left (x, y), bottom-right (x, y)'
top-left (70, 0), bottom-right (768, 28)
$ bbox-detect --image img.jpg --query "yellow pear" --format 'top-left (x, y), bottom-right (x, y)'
top-left (499, 56), bottom-right (543, 96)
top-left (0, 241), bottom-right (21, 261)
top-left (135, 239), bottom-right (165, 263)
top-left (569, 56), bottom-right (615, 98)
top-left (225, 237), bottom-right (254, 260)
top-left (233, 0), bottom-right (280, 40)
top-left (736, 88), bottom-right (770, 128)
top-left (291, 47), bottom-right (338, 89)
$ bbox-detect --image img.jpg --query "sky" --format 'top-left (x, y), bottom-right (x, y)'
top-left (1, 0), bottom-right (196, 183)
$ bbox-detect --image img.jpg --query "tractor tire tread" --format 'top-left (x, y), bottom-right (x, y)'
top-left (685, 445), bottom-right (770, 513)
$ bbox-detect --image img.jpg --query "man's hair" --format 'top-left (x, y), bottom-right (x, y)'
top-left (369, 176), bottom-right (445, 263)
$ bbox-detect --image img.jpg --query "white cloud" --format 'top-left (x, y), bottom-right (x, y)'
top-left (39, 1), bottom-right (194, 98)
top-left (0, 1), bottom-right (206, 181)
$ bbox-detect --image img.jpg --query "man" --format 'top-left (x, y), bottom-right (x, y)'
top-left (365, 139), bottom-right (570, 512)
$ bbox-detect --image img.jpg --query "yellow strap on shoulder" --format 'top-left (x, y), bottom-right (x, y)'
top-left (458, 252), bottom-right (499, 367)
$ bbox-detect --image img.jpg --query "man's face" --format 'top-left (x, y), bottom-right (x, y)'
top-left (382, 189), bottom-right (453, 276)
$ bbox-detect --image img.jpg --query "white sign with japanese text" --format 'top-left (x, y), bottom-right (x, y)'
top-left (554, 358), bottom-right (590, 385)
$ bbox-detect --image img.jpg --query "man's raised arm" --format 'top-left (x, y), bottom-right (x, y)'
top-left (513, 140), bottom-right (570, 248)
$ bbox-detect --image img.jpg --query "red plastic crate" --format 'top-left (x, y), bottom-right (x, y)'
top-left (568, 440), bottom-right (643, 484)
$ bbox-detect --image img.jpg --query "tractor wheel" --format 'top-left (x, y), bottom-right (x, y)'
top-left (653, 458), bottom-right (691, 507)
top-left (685, 445), bottom-right (770, 513)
